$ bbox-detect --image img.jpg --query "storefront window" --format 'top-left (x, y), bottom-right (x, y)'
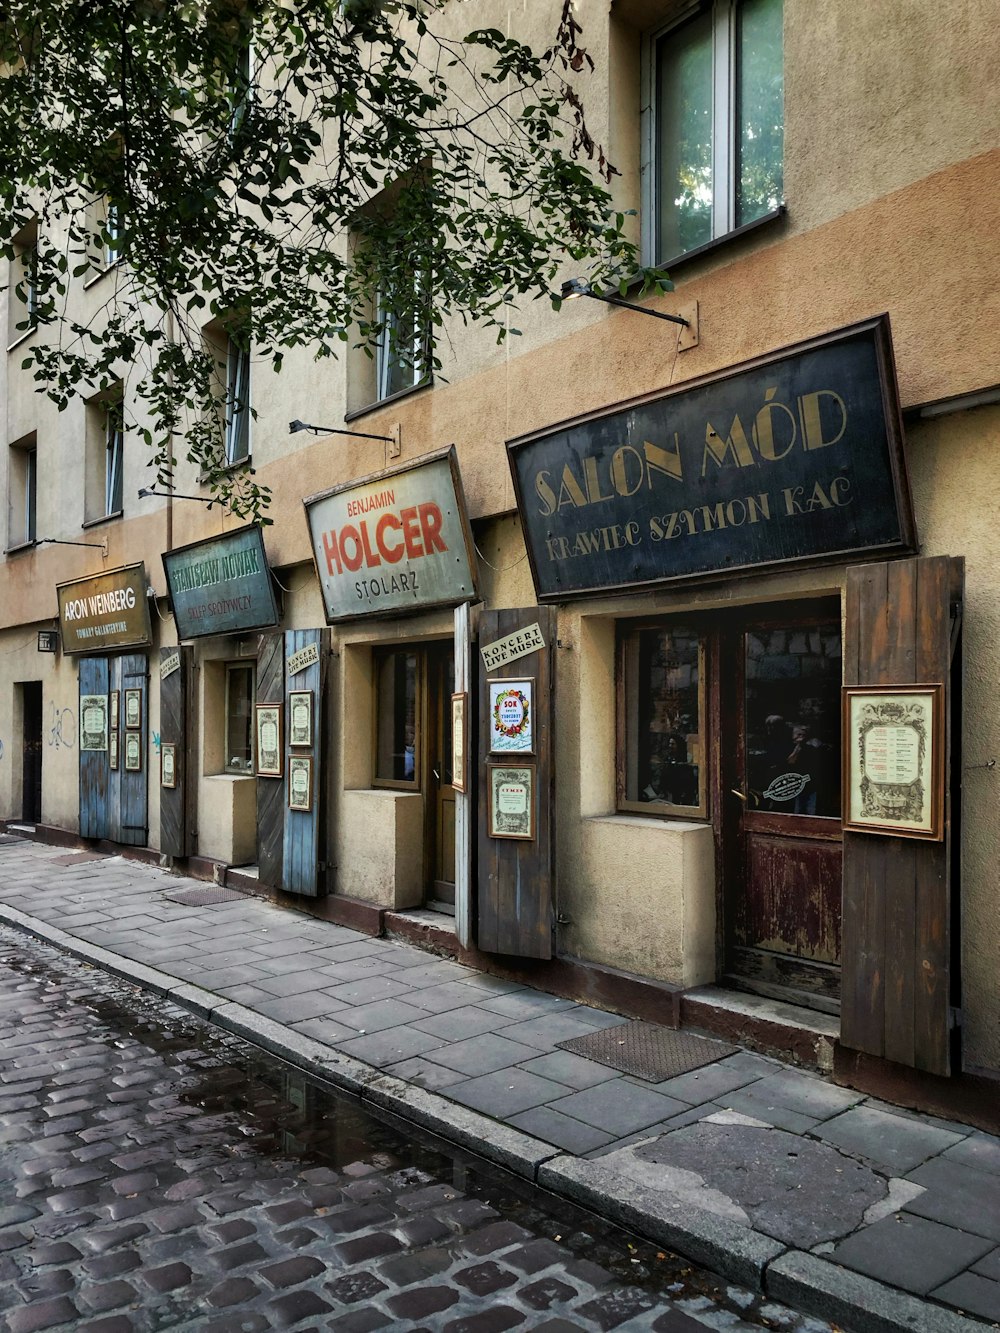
top-left (744, 623), bottom-right (841, 816)
top-left (374, 649), bottom-right (418, 786)
top-left (225, 663), bottom-right (255, 773)
top-left (620, 625), bottom-right (706, 817)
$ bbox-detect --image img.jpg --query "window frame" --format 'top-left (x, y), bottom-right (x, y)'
top-left (224, 336), bottom-right (251, 465)
top-left (104, 395), bottom-right (124, 516)
top-left (375, 282), bottom-right (429, 404)
top-left (616, 619), bottom-right (710, 821)
top-left (7, 218), bottom-right (39, 349)
top-left (223, 661), bottom-right (256, 775)
top-left (371, 646), bottom-right (422, 792)
top-left (641, 0), bottom-right (784, 268)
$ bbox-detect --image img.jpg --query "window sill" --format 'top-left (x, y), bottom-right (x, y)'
top-left (82, 510), bottom-right (123, 530)
top-left (7, 326), bottom-right (37, 354)
top-left (83, 259), bottom-right (123, 291)
top-left (4, 539), bottom-right (37, 557)
top-left (206, 771), bottom-right (256, 782)
top-left (588, 811), bottom-right (709, 832)
top-left (649, 205), bottom-right (787, 279)
top-left (346, 375), bottom-right (433, 424)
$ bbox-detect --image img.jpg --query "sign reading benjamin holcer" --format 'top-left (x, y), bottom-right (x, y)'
top-left (304, 447), bottom-right (478, 622)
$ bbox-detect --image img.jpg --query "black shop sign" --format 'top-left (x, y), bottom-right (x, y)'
top-left (507, 317), bottom-right (915, 600)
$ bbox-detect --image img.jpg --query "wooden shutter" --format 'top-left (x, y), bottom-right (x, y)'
top-left (79, 656), bottom-right (109, 841)
top-left (454, 602), bottom-right (474, 950)
top-left (282, 629), bottom-right (325, 897)
top-left (477, 607), bottom-right (555, 959)
top-left (841, 555), bottom-right (963, 1076)
top-left (256, 633), bottom-right (285, 889)
top-left (116, 654), bottom-right (149, 846)
top-left (159, 647), bottom-right (193, 858)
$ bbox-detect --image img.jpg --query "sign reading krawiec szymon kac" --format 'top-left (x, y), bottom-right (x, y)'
top-left (163, 525), bottom-right (280, 640)
top-left (507, 317), bottom-right (916, 600)
top-left (304, 446), bottom-right (478, 622)
top-left (57, 564), bottom-right (153, 655)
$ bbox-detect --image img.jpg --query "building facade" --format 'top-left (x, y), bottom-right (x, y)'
top-left (2, 0), bottom-right (998, 1113)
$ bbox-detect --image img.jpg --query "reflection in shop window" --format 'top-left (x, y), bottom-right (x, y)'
top-left (225, 663), bottom-right (255, 773)
top-left (620, 626), bottom-right (706, 818)
top-left (374, 649), bottom-right (418, 786)
top-left (744, 624), bottom-right (841, 816)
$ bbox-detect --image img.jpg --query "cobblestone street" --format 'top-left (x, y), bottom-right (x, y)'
top-left (0, 931), bottom-right (836, 1332)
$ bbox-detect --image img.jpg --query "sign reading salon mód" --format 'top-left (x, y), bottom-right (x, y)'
top-left (508, 316), bottom-right (916, 601)
top-left (304, 446), bottom-right (478, 622)
top-left (163, 525), bottom-right (280, 640)
top-left (57, 564), bottom-right (153, 655)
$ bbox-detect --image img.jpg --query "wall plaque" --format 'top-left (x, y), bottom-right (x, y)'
top-left (58, 565), bottom-right (152, 655)
top-left (304, 446), bottom-right (478, 622)
top-left (843, 684), bottom-right (944, 840)
top-left (508, 317), bottom-right (915, 600)
top-left (163, 525), bottom-right (280, 640)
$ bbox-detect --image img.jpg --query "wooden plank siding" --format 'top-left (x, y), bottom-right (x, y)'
top-left (841, 556), bottom-right (962, 1076)
top-left (79, 657), bottom-right (109, 840)
top-left (281, 629), bottom-right (325, 897)
top-left (118, 654), bottom-right (149, 846)
top-left (256, 633), bottom-right (285, 889)
top-left (159, 648), bottom-right (192, 858)
top-left (476, 607), bottom-right (555, 959)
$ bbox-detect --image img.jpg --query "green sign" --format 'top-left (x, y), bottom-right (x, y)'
top-left (163, 525), bottom-right (279, 639)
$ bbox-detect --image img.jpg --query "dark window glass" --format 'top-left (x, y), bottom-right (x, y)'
top-left (225, 664), bottom-right (254, 774)
top-left (655, 8), bottom-right (713, 262)
top-left (623, 627), bottom-right (704, 813)
top-left (375, 650), bottom-right (418, 783)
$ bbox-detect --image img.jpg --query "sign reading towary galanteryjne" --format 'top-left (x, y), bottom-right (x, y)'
top-left (507, 317), bottom-right (915, 600)
top-left (303, 446), bottom-right (478, 622)
top-left (163, 525), bottom-right (280, 640)
top-left (57, 564), bottom-right (153, 655)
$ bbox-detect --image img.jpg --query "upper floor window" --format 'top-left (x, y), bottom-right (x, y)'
top-left (84, 384), bottom-right (124, 523)
top-left (224, 334), bottom-right (251, 465)
top-left (105, 396), bottom-right (124, 515)
top-left (375, 281), bottom-right (429, 403)
top-left (104, 199), bottom-right (123, 268)
top-left (646, 0), bottom-right (783, 264)
top-left (7, 433), bottom-right (37, 549)
top-left (7, 217), bottom-right (39, 347)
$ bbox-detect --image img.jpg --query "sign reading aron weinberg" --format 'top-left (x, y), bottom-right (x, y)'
top-left (304, 447), bottom-right (478, 622)
top-left (163, 525), bottom-right (280, 640)
top-left (57, 564), bottom-right (153, 655)
top-left (507, 317), bottom-right (916, 600)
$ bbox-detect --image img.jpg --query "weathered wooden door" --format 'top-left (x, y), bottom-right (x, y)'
top-left (21, 682), bottom-right (42, 824)
top-left (159, 647), bottom-right (194, 858)
top-left (79, 657), bottom-right (110, 840)
top-left (724, 602), bottom-right (844, 1010)
top-left (477, 607), bottom-right (555, 958)
top-left (112, 654), bottom-right (149, 847)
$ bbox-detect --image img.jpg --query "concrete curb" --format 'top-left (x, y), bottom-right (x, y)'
top-left (766, 1251), bottom-right (988, 1333)
top-left (537, 1154), bottom-right (785, 1289)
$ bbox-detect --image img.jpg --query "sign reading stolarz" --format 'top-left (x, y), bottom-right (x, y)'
top-left (57, 564), bottom-right (152, 655)
top-left (163, 525), bottom-right (280, 640)
top-left (303, 446), bottom-right (478, 623)
top-left (507, 317), bottom-right (916, 600)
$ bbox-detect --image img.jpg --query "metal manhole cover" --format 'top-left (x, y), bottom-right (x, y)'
top-left (164, 886), bottom-right (246, 906)
top-left (558, 1022), bottom-right (738, 1082)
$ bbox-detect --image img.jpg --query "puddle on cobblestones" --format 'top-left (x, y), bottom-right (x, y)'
top-left (0, 931), bottom-right (834, 1332)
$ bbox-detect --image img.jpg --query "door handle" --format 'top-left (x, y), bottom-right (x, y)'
top-left (731, 788), bottom-right (748, 801)
top-left (433, 767), bottom-right (441, 781)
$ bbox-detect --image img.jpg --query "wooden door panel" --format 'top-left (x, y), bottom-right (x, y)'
top-left (79, 657), bottom-right (109, 841)
top-left (742, 834), bottom-right (841, 963)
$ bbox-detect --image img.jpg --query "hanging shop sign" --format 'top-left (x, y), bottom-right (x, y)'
top-left (508, 316), bottom-right (916, 600)
top-left (304, 446), bottom-right (478, 623)
top-left (163, 525), bottom-right (280, 640)
top-left (57, 564), bottom-right (152, 655)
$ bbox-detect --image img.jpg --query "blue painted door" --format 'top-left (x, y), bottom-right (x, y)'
top-left (79, 657), bottom-right (110, 840)
top-left (282, 630), bottom-right (324, 896)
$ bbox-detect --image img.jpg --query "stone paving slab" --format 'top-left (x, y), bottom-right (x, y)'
top-left (0, 839), bottom-right (997, 1328)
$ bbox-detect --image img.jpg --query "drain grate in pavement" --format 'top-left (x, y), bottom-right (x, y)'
top-left (164, 886), bottom-right (246, 906)
top-left (50, 851), bottom-right (108, 865)
top-left (557, 1022), bottom-right (738, 1082)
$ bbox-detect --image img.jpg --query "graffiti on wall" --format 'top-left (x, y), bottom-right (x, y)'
top-left (47, 703), bottom-right (76, 750)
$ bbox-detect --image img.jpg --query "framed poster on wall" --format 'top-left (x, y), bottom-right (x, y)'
top-left (109, 690), bottom-right (120, 731)
top-left (487, 763), bottom-right (535, 840)
top-left (124, 731), bottom-right (142, 772)
top-left (255, 704), bottom-right (283, 777)
top-left (124, 688), bottom-right (142, 729)
top-left (451, 692), bottom-right (467, 793)
top-left (80, 695), bottom-right (109, 751)
top-left (843, 684), bottom-right (944, 840)
top-left (109, 731), bottom-right (119, 771)
top-left (288, 690), bottom-right (313, 747)
top-left (160, 743), bottom-right (177, 789)
top-left (288, 755), bottom-right (313, 811)
top-left (488, 679), bottom-right (533, 754)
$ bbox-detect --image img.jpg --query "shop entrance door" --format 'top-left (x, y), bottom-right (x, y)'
top-left (722, 601), bottom-right (843, 1011)
top-left (21, 682), bottom-right (42, 824)
top-left (424, 643), bottom-right (456, 912)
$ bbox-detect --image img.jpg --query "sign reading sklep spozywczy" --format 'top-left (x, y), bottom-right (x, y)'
top-left (304, 447), bottom-right (478, 622)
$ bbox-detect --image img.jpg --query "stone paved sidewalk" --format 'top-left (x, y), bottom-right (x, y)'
top-left (0, 837), bottom-right (996, 1331)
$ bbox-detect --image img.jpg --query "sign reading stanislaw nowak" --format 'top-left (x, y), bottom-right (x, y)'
top-left (508, 317), bottom-right (915, 600)
top-left (304, 447), bottom-right (478, 622)
top-left (163, 525), bottom-right (279, 640)
top-left (57, 564), bottom-right (152, 655)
